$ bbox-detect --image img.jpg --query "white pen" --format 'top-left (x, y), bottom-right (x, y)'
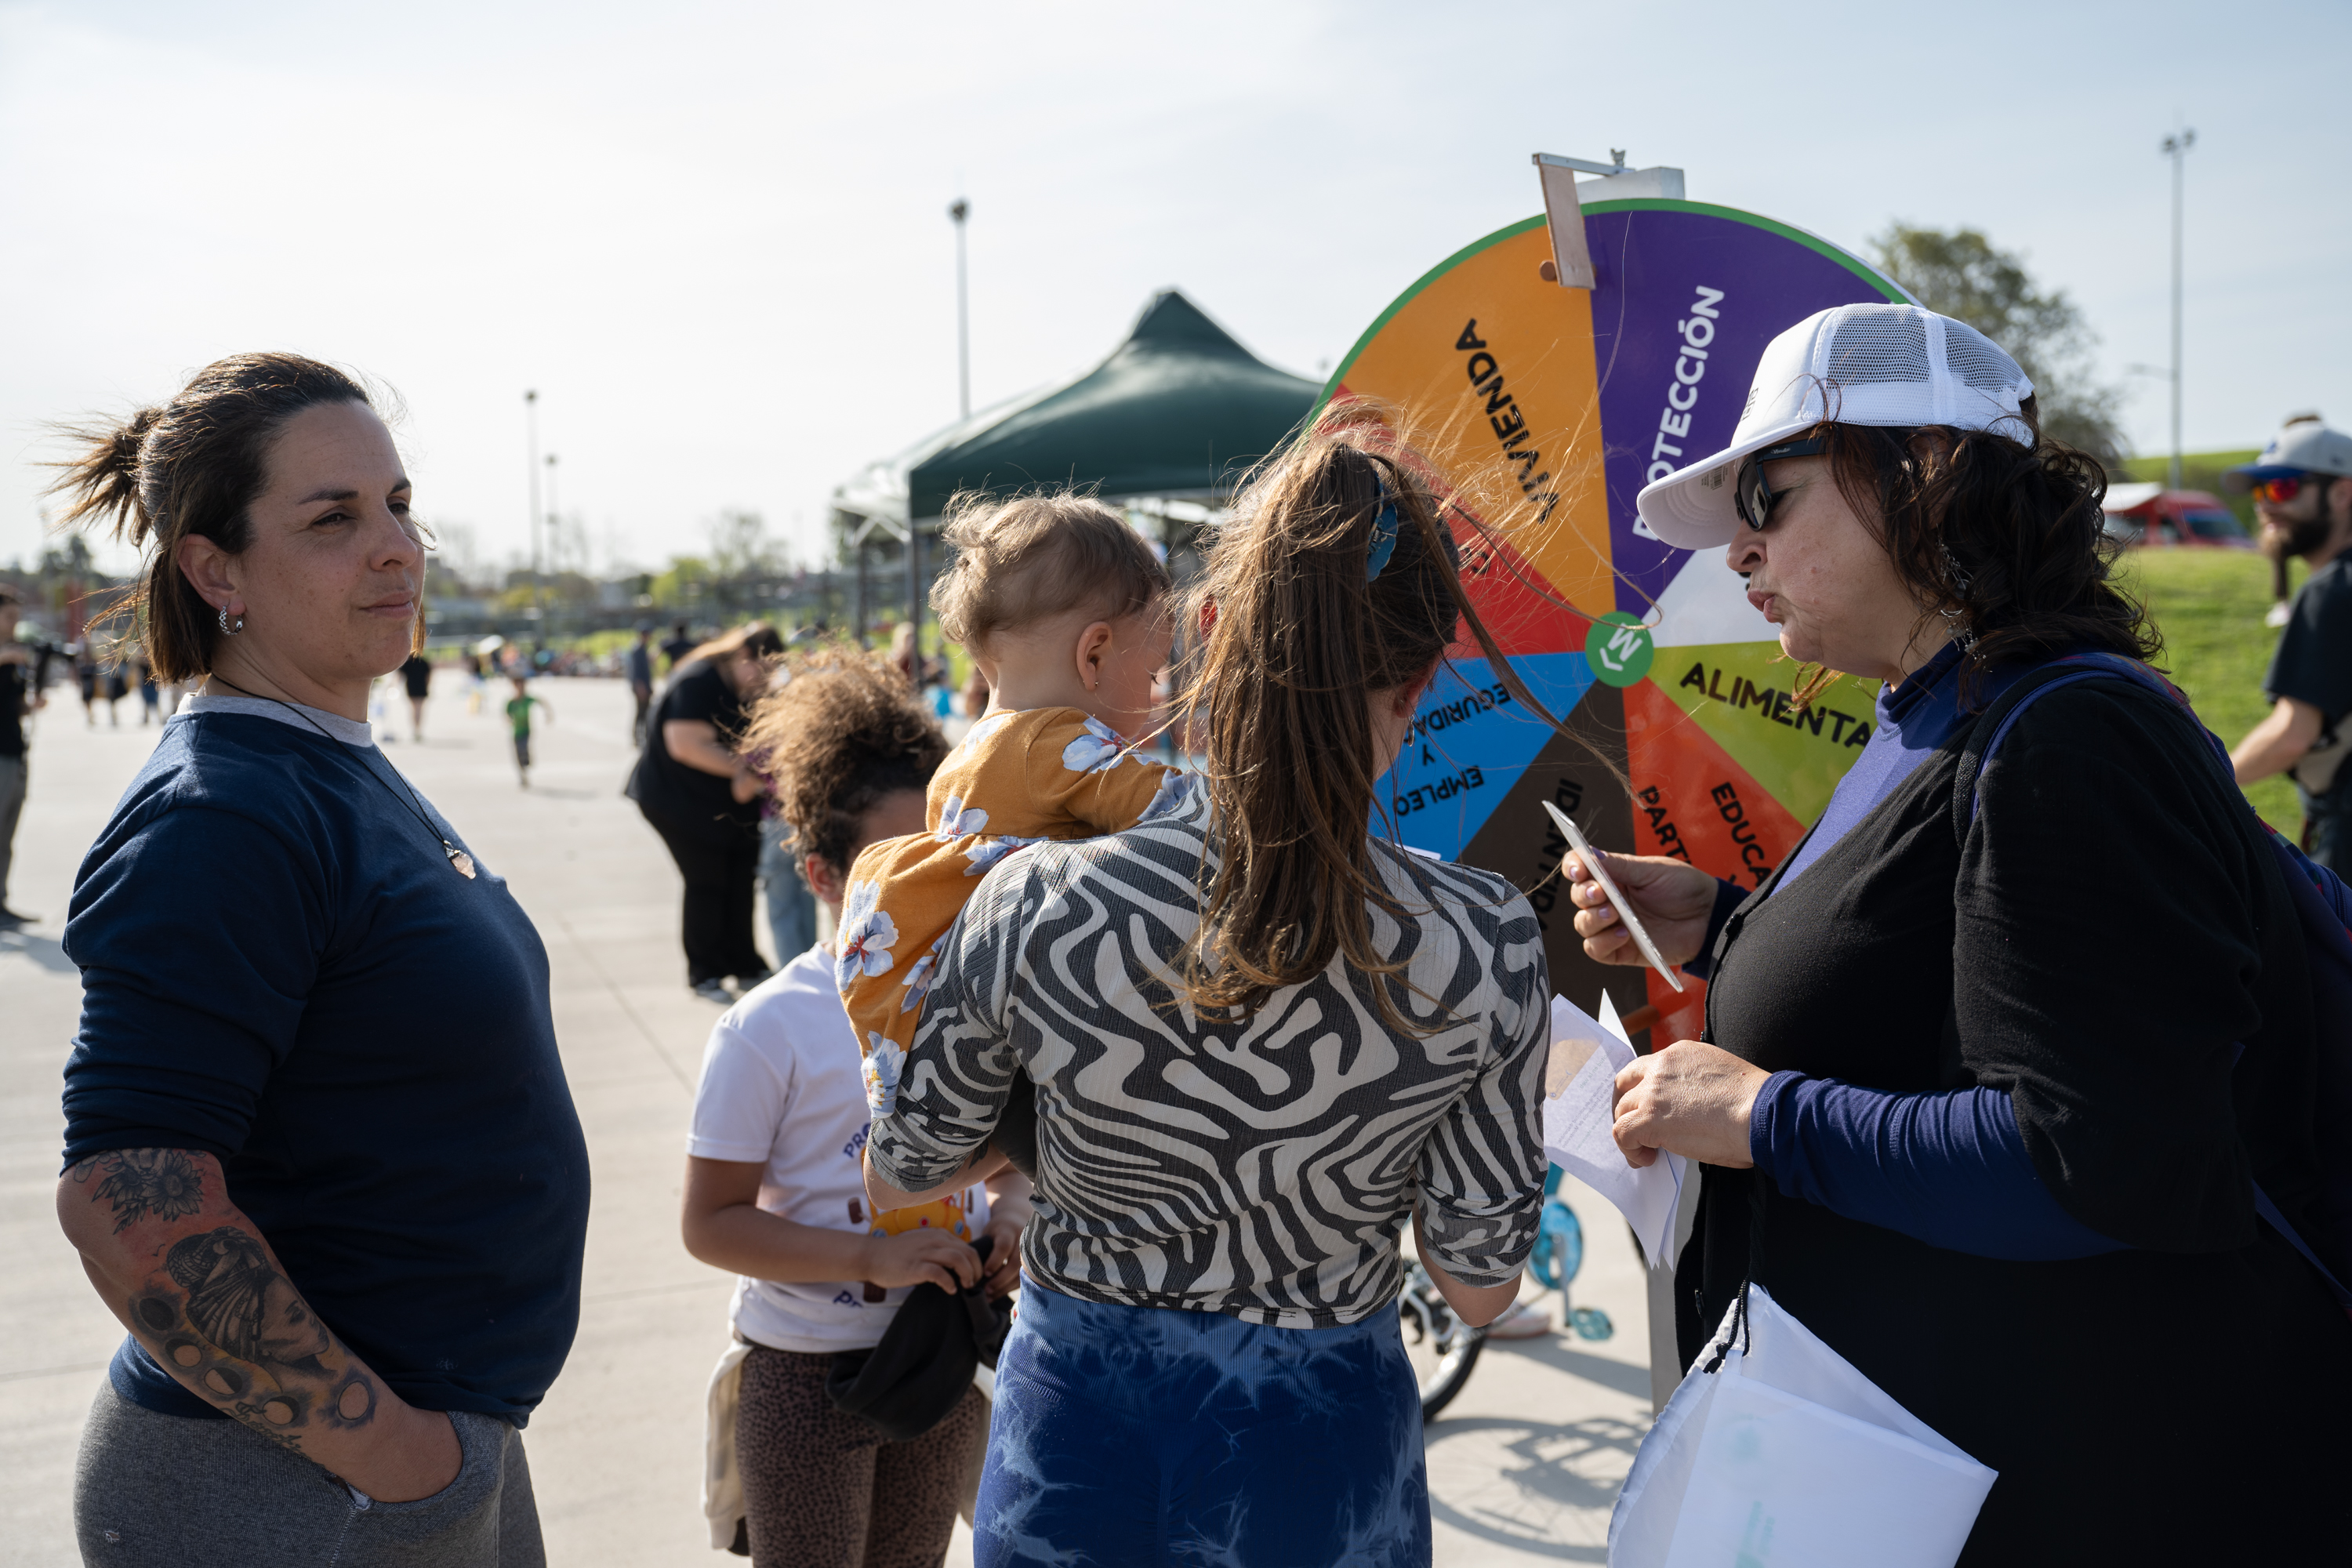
top-left (1541, 798), bottom-right (1686, 994)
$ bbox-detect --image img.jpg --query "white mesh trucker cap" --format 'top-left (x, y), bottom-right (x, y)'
top-left (1637, 303), bottom-right (2038, 550)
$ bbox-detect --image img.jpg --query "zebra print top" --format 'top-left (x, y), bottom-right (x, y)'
top-left (866, 790), bottom-right (1551, 1329)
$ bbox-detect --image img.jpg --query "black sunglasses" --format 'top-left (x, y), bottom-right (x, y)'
top-left (1734, 437), bottom-right (1829, 531)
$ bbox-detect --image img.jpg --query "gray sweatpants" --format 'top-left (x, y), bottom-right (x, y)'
top-left (74, 1379), bottom-right (546, 1566)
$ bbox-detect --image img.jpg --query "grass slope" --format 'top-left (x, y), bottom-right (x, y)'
top-left (2118, 449), bottom-right (2261, 490)
top-left (2119, 547), bottom-right (2304, 837)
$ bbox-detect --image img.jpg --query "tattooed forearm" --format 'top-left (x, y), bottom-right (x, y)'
top-left (71, 1149), bottom-right (205, 1233)
top-left (61, 1150), bottom-right (390, 1471)
top-left (124, 1227), bottom-right (381, 1442)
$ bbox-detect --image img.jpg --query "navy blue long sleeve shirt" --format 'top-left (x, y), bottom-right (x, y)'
top-left (64, 695), bottom-right (591, 1422)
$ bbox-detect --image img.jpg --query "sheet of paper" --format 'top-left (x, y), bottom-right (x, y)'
top-left (1541, 993), bottom-right (1688, 1269)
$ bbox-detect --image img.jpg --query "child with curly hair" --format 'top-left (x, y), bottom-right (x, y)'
top-left (683, 646), bottom-right (1030, 1566)
top-left (837, 495), bottom-right (1183, 1163)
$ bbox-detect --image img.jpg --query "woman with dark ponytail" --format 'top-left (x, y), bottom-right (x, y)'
top-left (51, 356), bottom-right (588, 1565)
top-left (862, 425), bottom-right (1563, 1566)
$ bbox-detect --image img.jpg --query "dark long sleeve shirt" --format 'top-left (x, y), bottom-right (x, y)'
top-left (64, 695), bottom-right (590, 1422)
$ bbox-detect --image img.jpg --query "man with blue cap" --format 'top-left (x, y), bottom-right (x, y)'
top-left (2226, 415), bottom-right (2352, 869)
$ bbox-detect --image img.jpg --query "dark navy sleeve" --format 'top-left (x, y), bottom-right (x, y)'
top-left (1748, 1072), bottom-right (2127, 1260)
top-left (62, 806), bottom-right (327, 1165)
top-left (1679, 877), bottom-right (1748, 983)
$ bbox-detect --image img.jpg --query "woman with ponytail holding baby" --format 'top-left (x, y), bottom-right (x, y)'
top-left (862, 430), bottom-right (1559, 1566)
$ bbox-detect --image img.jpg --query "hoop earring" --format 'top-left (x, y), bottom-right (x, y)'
top-left (219, 607), bottom-right (245, 637)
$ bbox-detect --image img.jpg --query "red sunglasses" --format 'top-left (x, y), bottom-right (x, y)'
top-left (2251, 474), bottom-right (2314, 505)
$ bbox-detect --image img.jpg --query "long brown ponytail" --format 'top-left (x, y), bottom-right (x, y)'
top-left (1177, 423), bottom-right (1574, 1031)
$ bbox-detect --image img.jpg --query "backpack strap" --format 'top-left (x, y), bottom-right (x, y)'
top-left (1948, 653), bottom-right (2169, 849)
top-left (2256, 1184), bottom-right (2352, 1311)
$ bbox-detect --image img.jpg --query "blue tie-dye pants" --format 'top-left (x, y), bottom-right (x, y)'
top-left (973, 1279), bottom-right (1431, 1567)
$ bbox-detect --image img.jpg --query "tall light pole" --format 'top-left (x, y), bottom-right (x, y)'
top-left (2162, 127), bottom-right (2195, 492)
top-left (545, 452), bottom-right (561, 635)
top-left (949, 197), bottom-right (971, 422)
top-left (524, 390), bottom-right (543, 637)
top-left (908, 196), bottom-right (972, 681)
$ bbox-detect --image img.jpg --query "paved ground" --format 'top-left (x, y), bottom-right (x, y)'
top-left (0, 675), bottom-right (1656, 1566)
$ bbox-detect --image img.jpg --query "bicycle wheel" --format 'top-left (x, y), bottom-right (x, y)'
top-left (1529, 1197), bottom-right (1584, 1290)
top-left (1396, 1261), bottom-right (1487, 1421)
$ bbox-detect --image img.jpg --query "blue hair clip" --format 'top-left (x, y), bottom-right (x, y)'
top-left (1365, 481), bottom-right (1400, 582)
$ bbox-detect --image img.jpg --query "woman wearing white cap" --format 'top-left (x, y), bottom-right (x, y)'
top-left (1566, 303), bottom-right (2352, 1559)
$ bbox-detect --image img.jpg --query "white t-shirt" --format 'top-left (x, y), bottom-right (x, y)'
top-left (686, 946), bottom-right (989, 1353)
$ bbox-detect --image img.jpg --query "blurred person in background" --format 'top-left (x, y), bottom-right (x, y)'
top-left (887, 622), bottom-right (918, 690)
top-left (628, 622), bottom-right (786, 1003)
top-left (749, 659), bottom-right (817, 967)
top-left (0, 583), bottom-right (46, 927)
top-left (135, 644), bottom-right (160, 725)
top-left (662, 619), bottom-right (695, 674)
top-left (627, 622), bottom-right (656, 745)
top-left (50, 352), bottom-right (588, 1563)
top-left (757, 814), bottom-right (817, 967)
top-left (2227, 418), bottom-right (2352, 870)
top-left (399, 648), bottom-right (433, 742)
top-left (506, 674), bottom-right (550, 789)
top-left (74, 642), bottom-right (100, 726)
top-left (101, 654), bottom-right (129, 727)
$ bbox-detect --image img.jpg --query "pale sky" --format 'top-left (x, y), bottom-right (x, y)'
top-left (4, 0), bottom-right (2345, 583)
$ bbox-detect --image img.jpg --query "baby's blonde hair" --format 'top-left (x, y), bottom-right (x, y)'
top-left (930, 490), bottom-right (1171, 652)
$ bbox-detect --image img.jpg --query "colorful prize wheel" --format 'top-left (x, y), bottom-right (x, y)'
top-left (1326, 199), bottom-right (1909, 1046)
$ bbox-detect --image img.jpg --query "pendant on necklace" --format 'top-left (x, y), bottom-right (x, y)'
top-left (443, 842), bottom-right (477, 880)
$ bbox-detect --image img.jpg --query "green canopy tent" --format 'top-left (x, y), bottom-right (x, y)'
top-left (829, 289), bottom-right (1319, 650)
top-left (906, 288), bottom-right (1319, 521)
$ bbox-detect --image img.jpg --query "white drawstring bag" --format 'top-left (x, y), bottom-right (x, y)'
top-left (701, 1341), bottom-right (753, 1551)
top-left (1611, 1282), bottom-right (1997, 1568)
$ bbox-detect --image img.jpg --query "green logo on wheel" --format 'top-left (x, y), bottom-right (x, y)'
top-left (1583, 612), bottom-right (1655, 688)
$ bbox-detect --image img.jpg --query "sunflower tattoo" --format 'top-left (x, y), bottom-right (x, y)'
top-left (89, 1150), bottom-right (205, 1233)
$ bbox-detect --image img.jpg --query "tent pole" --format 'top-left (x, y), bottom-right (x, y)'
top-left (906, 522), bottom-right (923, 684)
top-left (854, 539), bottom-right (868, 649)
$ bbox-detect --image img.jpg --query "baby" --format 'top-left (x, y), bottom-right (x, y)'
top-left (838, 493), bottom-right (1185, 1171)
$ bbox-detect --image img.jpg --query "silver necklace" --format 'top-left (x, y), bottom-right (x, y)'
top-left (208, 677), bottom-right (477, 879)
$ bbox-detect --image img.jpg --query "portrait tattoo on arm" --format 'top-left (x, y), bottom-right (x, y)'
top-left (68, 1151), bottom-right (384, 1451)
top-left (126, 1228), bottom-right (382, 1446)
top-left (72, 1149), bottom-right (205, 1233)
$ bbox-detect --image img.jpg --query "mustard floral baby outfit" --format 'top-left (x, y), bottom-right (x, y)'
top-left (839, 708), bottom-right (1190, 1114)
